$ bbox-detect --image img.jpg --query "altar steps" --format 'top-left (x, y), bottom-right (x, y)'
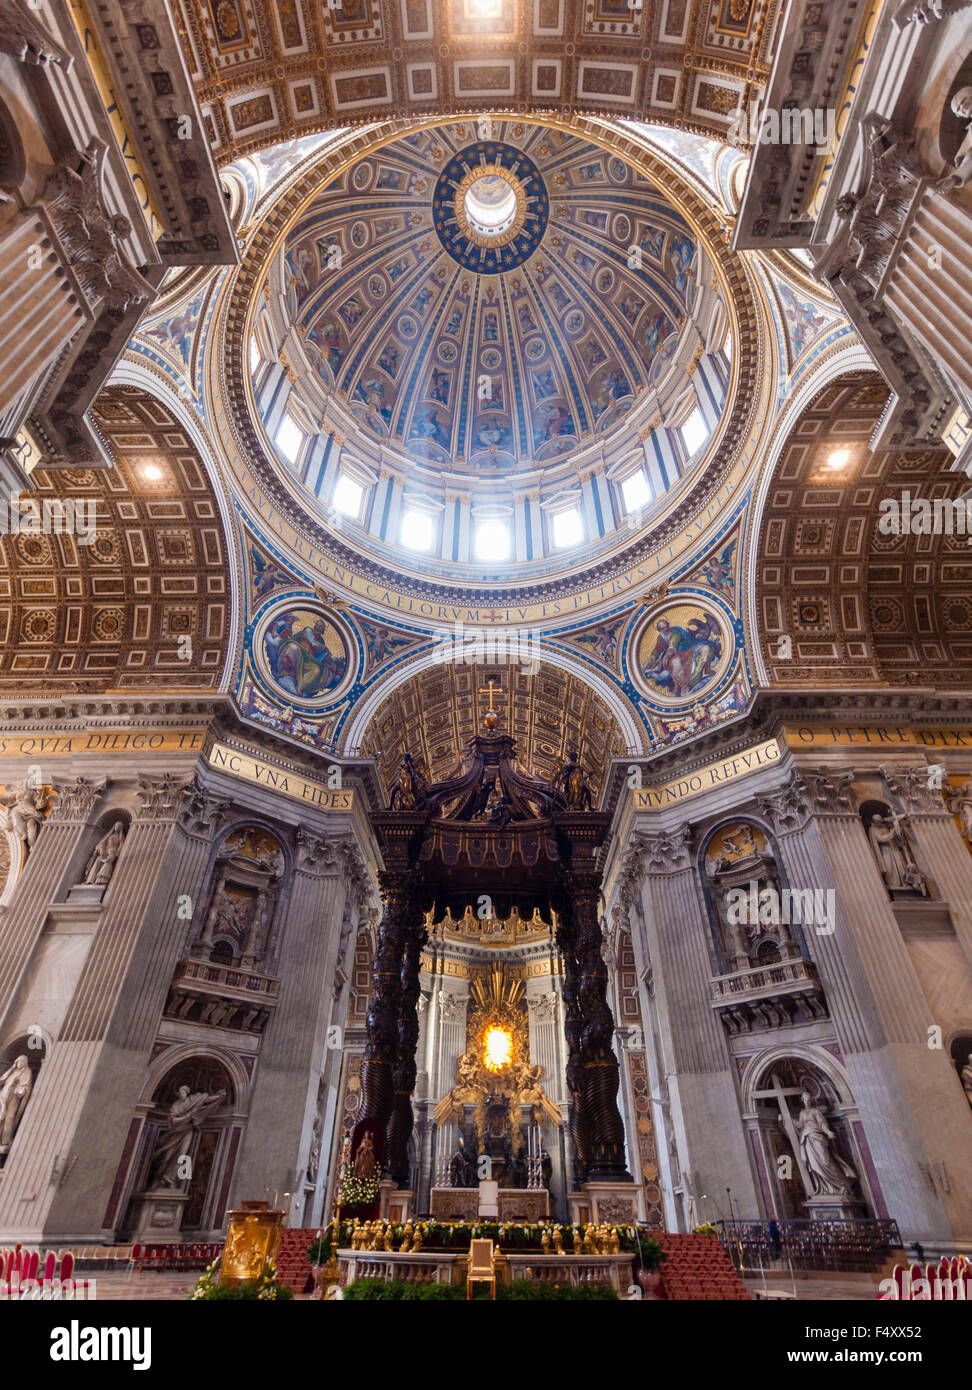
top-left (657, 1233), bottom-right (750, 1301)
top-left (274, 1228), bottom-right (316, 1294)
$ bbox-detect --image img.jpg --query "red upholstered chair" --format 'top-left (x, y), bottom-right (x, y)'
top-left (59, 1251), bottom-right (74, 1283)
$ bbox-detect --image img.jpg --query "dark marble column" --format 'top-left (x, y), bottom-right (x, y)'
top-left (568, 872), bottom-right (631, 1182)
top-left (355, 871), bottom-right (411, 1164)
top-left (385, 902), bottom-right (427, 1186)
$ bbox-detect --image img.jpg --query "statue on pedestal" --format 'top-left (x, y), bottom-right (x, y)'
top-left (148, 1084), bottom-right (226, 1188)
top-left (352, 1130), bottom-right (376, 1180)
top-left (867, 812), bottom-right (927, 895)
top-left (448, 1135), bottom-right (474, 1188)
top-left (555, 750), bottom-right (593, 810)
top-left (795, 1092), bottom-right (858, 1198)
top-left (82, 820), bottom-right (126, 886)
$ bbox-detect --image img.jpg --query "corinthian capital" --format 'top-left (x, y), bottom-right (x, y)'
top-left (176, 775), bottom-right (232, 839)
top-left (800, 767), bottom-right (856, 816)
top-left (135, 773), bottom-right (193, 821)
top-left (880, 764), bottom-right (948, 815)
top-left (0, 0), bottom-right (72, 68)
top-left (635, 826), bottom-right (693, 874)
top-left (48, 775), bottom-right (107, 822)
top-left (755, 776), bottom-right (811, 833)
top-left (295, 827), bottom-right (345, 874)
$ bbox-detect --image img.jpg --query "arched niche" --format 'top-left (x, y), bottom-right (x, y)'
top-left (63, 807), bottom-right (134, 905)
top-left (741, 1049), bottom-right (873, 1222)
top-left (700, 818), bottom-right (811, 977)
top-left (949, 1032), bottom-right (972, 1112)
top-left (859, 798), bottom-right (932, 900)
top-left (121, 1052), bottom-right (241, 1239)
top-left (189, 822), bottom-right (289, 972)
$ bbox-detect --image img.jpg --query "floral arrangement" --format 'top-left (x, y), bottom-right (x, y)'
top-left (189, 1259), bottom-right (294, 1301)
top-left (337, 1174), bottom-right (380, 1207)
top-left (307, 1222), bottom-right (338, 1267)
top-left (693, 1223), bottom-right (718, 1236)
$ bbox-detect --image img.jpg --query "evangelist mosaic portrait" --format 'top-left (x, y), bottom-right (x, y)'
top-left (634, 602), bottom-right (730, 704)
top-left (259, 606), bottom-right (351, 703)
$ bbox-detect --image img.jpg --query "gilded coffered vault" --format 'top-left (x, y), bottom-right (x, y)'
top-left (754, 372), bottom-right (972, 689)
top-left (361, 657), bottom-right (626, 801)
top-left (174, 0), bottom-right (781, 161)
top-left (0, 388), bottom-right (235, 693)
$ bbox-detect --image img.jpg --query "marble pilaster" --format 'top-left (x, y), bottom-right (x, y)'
top-left (229, 829), bottom-right (352, 1210)
top-left (626, 827), bottom-right (761, 1220)
top-left (794, 772), bottom-right (972, 1243)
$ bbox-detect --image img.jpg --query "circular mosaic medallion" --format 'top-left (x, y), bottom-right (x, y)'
top-left (437, 341), bottom-right (458, 362)
top-left (631, 600), bottom-right (732, 706)
top-left (255, 601), bottom-right (356, 707)
top-left (613, 213), bottom-right (632, 243)
top-left (433, 142), bottom-right (549, 273)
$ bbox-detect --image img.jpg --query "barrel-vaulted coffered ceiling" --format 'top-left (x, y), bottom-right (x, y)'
top-left (361, 657), bottom-right (625, 801)
top-left (174, 0), bottom-right (780, 161)
top-left (755, 372), bottom-right (972, 689)
top-left (0, 389), bottom-right (234, 693)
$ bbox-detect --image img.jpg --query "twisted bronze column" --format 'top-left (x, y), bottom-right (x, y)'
top-left (556, 916), bottom-right (592, 1184)
top-left (356, 872), bottom-right (411, 1165)
top-left (384, 903), bottom-right (427, 1186)
top-left (570, 872), bottom-right (631, 1181)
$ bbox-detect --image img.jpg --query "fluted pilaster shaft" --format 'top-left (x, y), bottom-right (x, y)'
top-left (230, 828), bottom-right (351, 1210)
top-left (0, 777), bottom-right (107, 1039)
top-left (807, 799), bottom-right (972, 1240)
top-left (1, 774), bottom-right (206, 1238)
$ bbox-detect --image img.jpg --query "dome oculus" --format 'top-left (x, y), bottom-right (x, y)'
top-left (434, 142), bottom-right (548, 271)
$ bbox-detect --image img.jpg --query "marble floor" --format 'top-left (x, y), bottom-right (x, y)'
top-left (744, 1271), bottom-right (882, 1301)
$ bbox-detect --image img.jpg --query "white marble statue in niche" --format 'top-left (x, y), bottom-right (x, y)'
top-left (82, 819), bottom-right (126, 886)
